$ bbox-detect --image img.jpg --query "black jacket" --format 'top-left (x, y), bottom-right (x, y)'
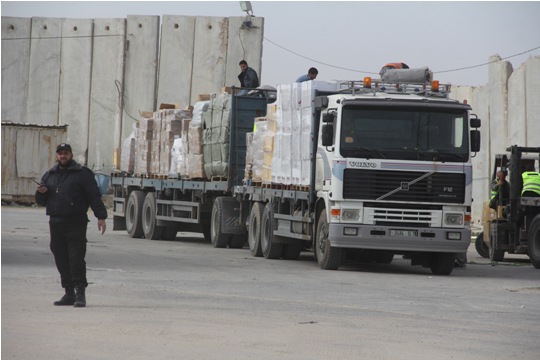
top-left (35, 160), bottom-right (107, 222)
top-left (238, 67), bottom-right (260, 89)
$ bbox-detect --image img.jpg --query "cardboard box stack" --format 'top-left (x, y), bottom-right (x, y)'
top-left (185, 100), bottom-right (208, 179)
top-left (128, 107), bottom-right (192, 177)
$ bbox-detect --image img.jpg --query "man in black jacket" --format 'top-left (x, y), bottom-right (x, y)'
top-left (238, 60), bottom-right (259, 95)
top-left (35, 143), bottom-right (107, 308)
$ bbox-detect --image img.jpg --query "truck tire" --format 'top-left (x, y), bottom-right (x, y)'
top-left (528, 215), bottom-right (540, 269)
top-left (315, 210), bottom-right (342, 270)
top-left (475, 232), bottom-right (489, 258)
top-left (142, 192), bottom-right (164, 240)
top-left (261, 203), bottom-right (283, 259)
top-left (248, 202), bottom-right (264, 257)
top-left (489, 224), bottom-right (505, 262)
top-left (430, 252), bottom-right (455, 275)
top-left (211, 197), bottom-right (231, 248)
top-left (126, 190), bottom-right (145, 238)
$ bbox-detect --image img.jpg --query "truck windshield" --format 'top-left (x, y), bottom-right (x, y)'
top-left (340, 106), bottom-right (469, 162)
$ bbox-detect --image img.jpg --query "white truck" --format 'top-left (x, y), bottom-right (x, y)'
top-left (111, 71), bottom-right (481, 275)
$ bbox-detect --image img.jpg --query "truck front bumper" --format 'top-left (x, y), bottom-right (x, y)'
top-left (329, 224), bottom-right (470, 253)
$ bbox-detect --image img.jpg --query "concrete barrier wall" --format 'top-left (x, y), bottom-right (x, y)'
top-left (451, 55), bottom-right (540, 229)
top-left (1, 15), bottom-right (263, 183)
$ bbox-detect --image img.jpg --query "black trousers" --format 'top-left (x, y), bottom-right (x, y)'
top-left (49, 219), bottom-right (88, 289)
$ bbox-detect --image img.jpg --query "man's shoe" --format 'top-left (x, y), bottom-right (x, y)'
top-left (74, 286), bottom-right (86, 308)
top-left (53, 287), bottom-right (75, 306)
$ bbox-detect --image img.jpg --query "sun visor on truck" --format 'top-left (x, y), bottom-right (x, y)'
top-left (381, 67), bottom-right (433, 83)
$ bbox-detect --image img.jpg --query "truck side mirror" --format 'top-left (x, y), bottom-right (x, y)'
top-left (470, 117), bottom-right (481, 128)
top-left (323, 112), bottom-right (335, 124)
top-left (322, 124), bottom-right (334, 147)
top-left (470, 130), bottom-right (481, 153)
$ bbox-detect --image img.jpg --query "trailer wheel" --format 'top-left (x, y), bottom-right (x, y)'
top-left (211, 197), bottom-right (231, 248)
top-left (430, 253), bottom-right (455, 275)
top-left (528, 215), bottom-right (540, 269)
top-left (489, 223), bottom-right (505, 262)
top-left (315, 210), bottom-right (342, 270)
top-left (261, 203), bottom-right (283, 259)
top-left (248, 202), bottom-right (264, 257)
top-left (475, 232), bottom-right (489, 258)
top-left (126, 190), bottom-right (145, 238)
top-left (142, 192), bottom-right (164, 240)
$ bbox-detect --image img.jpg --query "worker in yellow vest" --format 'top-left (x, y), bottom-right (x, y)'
top-left (522, 171), bottom-right (540, 197)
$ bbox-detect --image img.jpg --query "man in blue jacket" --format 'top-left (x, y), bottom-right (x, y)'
top-left (35, 143), bottom-right (107, 308)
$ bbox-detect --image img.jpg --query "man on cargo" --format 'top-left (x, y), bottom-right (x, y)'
top-left (296, 67), bottom-right (318, 82)
top-left (238, 60), bottom-right (259, 95)
top-left (35, 143), bottom-right (107, 308)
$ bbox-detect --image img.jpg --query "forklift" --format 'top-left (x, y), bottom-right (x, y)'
top-left (475, 145), bottom-right (540, 268)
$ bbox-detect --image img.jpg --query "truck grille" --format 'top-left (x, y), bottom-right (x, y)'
top-left (343, 169), bottom-right (465, 204)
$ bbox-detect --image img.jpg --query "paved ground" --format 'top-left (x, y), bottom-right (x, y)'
top-left (2, 205), bottom-right (540, 360)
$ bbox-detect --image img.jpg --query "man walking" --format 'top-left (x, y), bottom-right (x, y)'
top-left (35, 143), bottom-right (107, 308)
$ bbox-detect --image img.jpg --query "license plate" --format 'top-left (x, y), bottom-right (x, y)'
top-left (390, 229), bottom-right (418, 237)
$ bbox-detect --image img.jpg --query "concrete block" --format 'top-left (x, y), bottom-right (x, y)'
top-left (88, 18), bottom-right (126, 174)
top-left (525, 56), bottom-right (540, 147)
top-left (26, 18), bottom-right (62, 125)
top-left (1, 17), bottom-right (31, 123)
top-left (59, 18), bottom-right (93, 165)
top-left (157, 15), bottom-right (195, 109)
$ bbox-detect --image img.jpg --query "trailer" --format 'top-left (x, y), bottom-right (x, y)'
top-left (112, 72), bottom-right (481, 275)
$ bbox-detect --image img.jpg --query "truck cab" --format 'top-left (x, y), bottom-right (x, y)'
top-left (314, 79), bottom-right (481, 274)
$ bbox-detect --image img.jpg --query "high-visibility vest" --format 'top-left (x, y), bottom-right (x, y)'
top-left (522, 172), bottom-right (540, 196)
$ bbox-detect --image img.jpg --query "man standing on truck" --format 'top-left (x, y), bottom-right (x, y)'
top-left (489, 170), bottom-right (510, 209)
top-left (35, 143), bottom-right (107, 308)
top-left (238, 60), bottom-right (259, 95)
top-left (296, 67), bottom-right (318, 82)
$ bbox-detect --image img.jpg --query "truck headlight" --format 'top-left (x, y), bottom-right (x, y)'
top-left (445, 213), bottom-right (463, 226)
top-left (341, 209), bottom-right (360, 221)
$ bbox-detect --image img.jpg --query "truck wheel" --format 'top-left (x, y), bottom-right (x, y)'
top-left (211, 197), bottom-right (231, 248)
top-left (261, 203), bottom-right (283, 259)
top-left (430, 253), bottom-right (455, 275)
top-left (315, 210), bottom-right (342, 270)
top-left (528, 216), bottom-right (540, 269)
top-left (126, 190), bottom-right (145, 238)
top-left (248, 202), bottom-right (264, 257)
top-left (489, 224), bottom-right (505, 262)
top-left (142, 192), bottom-right (164, 240)
top-left (475, 232), bottom-right (489, 258)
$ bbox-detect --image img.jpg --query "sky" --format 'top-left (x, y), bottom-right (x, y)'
top-left (2, 1), bottom-right (540, 87)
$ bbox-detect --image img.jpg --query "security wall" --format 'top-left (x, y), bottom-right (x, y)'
top-left (1, 15), bottom-right (264, 173)
top-left (450, 55), bottom-right (540, 229)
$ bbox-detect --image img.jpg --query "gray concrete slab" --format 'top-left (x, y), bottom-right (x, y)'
top-left (225, 16), bottom-right (264, 87)
top-left (122, 15), bottom-right (160, 141)
top-left (156, 15), bottom-right (195, 109)
top-left (59, 18), bottom-right (93, 165)
top-left (1, 17), bottom-right (31, 123)
top-left (525, 56), bottom-right (540, 147)
top-left (190, 16), bottom-right (229, 102)
top-left (26, 17), bottom-right (62, 125)
top-left (88, 18), bottom-right (126, 172)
